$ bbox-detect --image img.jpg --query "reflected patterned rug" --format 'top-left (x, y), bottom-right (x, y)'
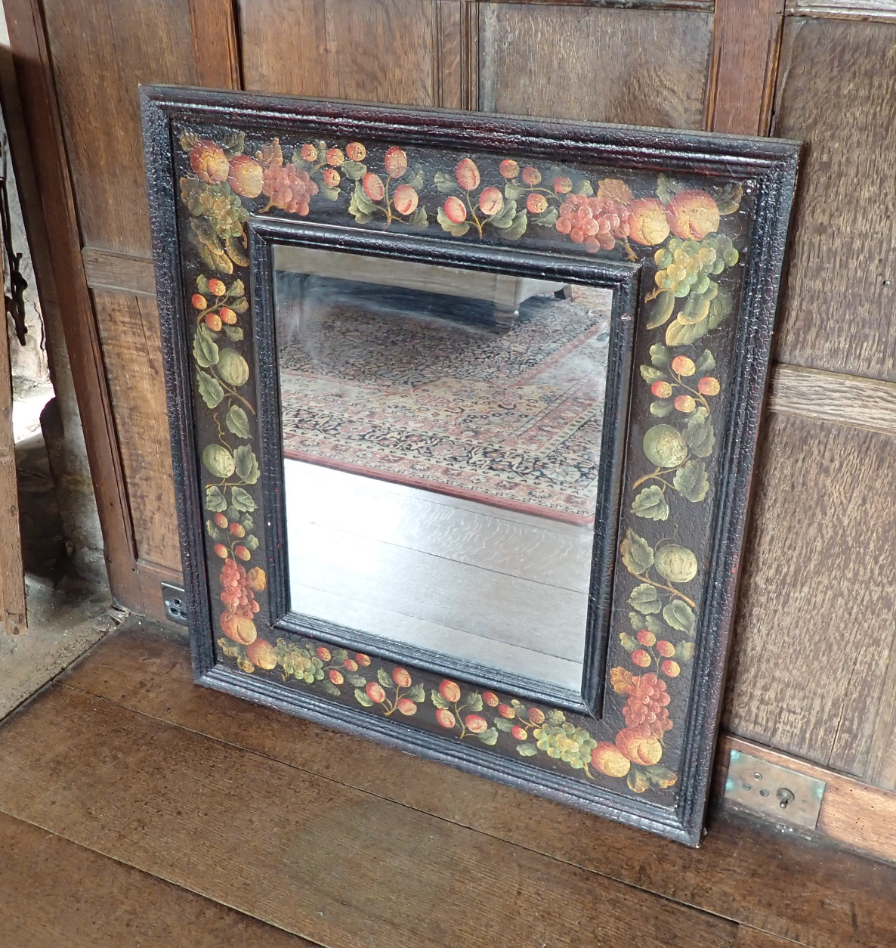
top-left (277, 283), bottom-right (611, 523)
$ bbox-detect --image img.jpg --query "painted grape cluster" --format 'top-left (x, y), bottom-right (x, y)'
top-left (176, 127), bottom-right (745, 799)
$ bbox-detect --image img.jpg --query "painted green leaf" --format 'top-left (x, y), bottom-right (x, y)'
top-left (232, 298), bottom-right (249, 313)
top-left (576, 180), bottom-right (594, 197)
top-left (477, 728), bottom-right (499, 746)
top-left (179, 131), bottom-right (199, 152)
top-left (217, 350), bottom-right (250, 387)
top-left (225, 405), bottom-right (250, 439)
top-left (195, 369), bottom-right (224, 409)
top-left (346, 674), bottom-right (367, 688)
top-left (631, 485), bottom-right (669, 521)
top-left (240, 514), bottom-right (254, 530)
top-left (230, 486), bottom-right (257, 512)
top-left (376, 667), bottom-right (392, 688)
top-left (707, 286), bottom-right (733, 329)
top-left (349, 181), bottom-right (377, 220)
top-left (533, 207), bottom-right (559, 227)
top-left (627, 768), bottom-right (651, 793)
top-left (650, 400), bottom-right (674, 418)
top-left (673, 460), bottom-right (710, 502)
top-left (225, 237), bottom-right (249, 268)
top-left (342, 159), bottom-right (367, 181)
top-left (495, 716), bottom-right (514, 732)
top-left (620, 528), bottom-right (654, 575)
top-left (355, 688), bottom-right (374, 707)
top-left (645, 764), bottom-right (678, 788)
top-left (319, 182), bottom-right (340, 202)
top-left (193, 328), bottom-right (219, 368)
top-left (504, 181), bottom-right (525, 202)
top-left (436, 205), bottom-right (470, 237)
top-left (685, 408), bottom-right (715, 458)
top-left (322, 680), bottom-right (341, 697)
top-left (223, 325), bottom-right (243, 342)
top-left (500, 209), bottom-right (528, 240)
top-left (646, 290), bottom-right (675, 329)
top-left (516, 743), bottom-right (538, 757)
top-left (663, 600), bottom-right (696, 635)
top-left (202, 444), bottom-right (235, 479)
top-left (629, 612), bottom-right (667, 636)
top-left (640, 365), bottom-right (667, 384)
top-left (629, 583), bottom-right (662, 614)
top-left (677, 641), bottom-right (695, 662)
top-left (545, 709), bottom-right (566, 725)
top-left (489, 199), bottom-right (518, 229)
top-left (465, 692), bottom-right (483, 712)
top-left (694, 349), bottom-right (716, 375)
top-left (650, 343), bottom-right (670, 369)
top-left (665, 316), bottom-right (708, 348)
top-left (195, 274), bottom-right (210, 293)
top-left (619, 632), bottom-right (637, 653)
top-left (405, 168), bottom-right (425, 191)
top-left (244, 534), bottom-right (259, 551)
top-left (233, 445), bottom-right (260, 484)
top-left (205, 520), bottom-right (222, 541)
top-left (228, 279), bottom-right (245, 296)
top-left (405, 206), bottom-right (428, 229)
top-left (433, 171), bottom-right (456, 194)
top-left (430, 690), bottom-right (449, 710)
top-left (406, 683), bottom-right (425, 703)
top-left (205, 486), bottom-right (227, 512)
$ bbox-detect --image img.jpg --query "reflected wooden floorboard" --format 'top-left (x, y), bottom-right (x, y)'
top-left (284, 460), bottom-right (589, 691)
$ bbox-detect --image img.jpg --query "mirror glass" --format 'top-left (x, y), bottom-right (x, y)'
top-left (273, 244), bottom-right (613, 693)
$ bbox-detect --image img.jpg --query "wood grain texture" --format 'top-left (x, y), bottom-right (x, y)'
top-left (41, 0), bottom-right (199, 257)
top-left (82, 248), bottom-right (157, 296)
top-left (769, 364), bottom-right (896, 435)
top-left (786, 0), bottom-right (896, 21)
top-left (0, 277), bottom-right (26, 635)
top-left (92, 291), bottom-right (179, 570)
top-left (4, 0), bottom-right (145, 608)
top-left (239, 0), bottom-right (440, 106)
top-left (479, 7), bottom-right (713, 128)
top-left (771, 17), bottom-right (896, 380)
top-left (724, 413), bottom-right (896, 778)
top-left (0, 682), bottom-right (737, 948)
top-left (57, 624), bottom-right (896, 948)
top-left (0, 810), bottom-right (312, 948)
top-left (189, 0), bottom-right (241, 88)
top-left (706, 0), bottom-right (784, 135)
top-left (733, 929), bottom-right (803, 948)
top-left (722, 736), bottom-right (896, 868)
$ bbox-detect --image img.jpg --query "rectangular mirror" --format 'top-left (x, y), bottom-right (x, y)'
top-left (273, 245), bottom-right (619, 694)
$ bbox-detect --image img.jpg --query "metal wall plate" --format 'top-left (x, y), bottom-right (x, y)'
top-left (725, 750), bottom-right (825, 830)
top-left (161, 582), bottom-right (189, 626)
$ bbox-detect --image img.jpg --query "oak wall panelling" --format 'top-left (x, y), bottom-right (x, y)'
top-left (9, 0), bottom-right (896, 818)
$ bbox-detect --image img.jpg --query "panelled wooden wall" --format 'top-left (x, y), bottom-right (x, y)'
top-left (7, 0), bottom-right (896, 792)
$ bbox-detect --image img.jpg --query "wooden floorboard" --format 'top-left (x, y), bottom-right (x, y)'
top-left (0, 659), bottom-right (735, 948)
top-left (1, 622), bottom-right (893, 948)
top-left (0, 809), bottom-right (313, 947)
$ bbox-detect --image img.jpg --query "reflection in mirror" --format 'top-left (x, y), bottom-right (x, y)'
top-left (273, 245), bottom-right (612, 693)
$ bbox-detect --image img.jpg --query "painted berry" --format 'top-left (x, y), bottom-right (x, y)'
top-left (300, 144), bottom-right (318, 162)
top-left (632, 649), bottom-right (651, 668)
top-left (698, 376), bottom-right (721, 396)
top-left (455, 157), bottom-right (480, 191)
top-left (205, 313), bottom-right (222, 332)
top-left (384, 147), bottom-right (408, 178)
top-left (435, 708), bottom-right (456, 729)
top-left (439, 680), bottom-right (461, 703)
top-left (661, 660), bottom-right (681, 678)
top-left (651, 380), bottom-right (672, 398)
top-left (392, 184), bottom-right (419, 216)
top-left (344, 659), bottom-right (358, 672)
top-left (234, 545), bottom-right (250, 561)
top-left (346, 142), bottom-right (366, 161)
top-left (322, 167), bottom-right (340, 188)
top-left (192, 294), bottom-right (207, 310)
top-left (362, 171), bottom-right (385, 202)
top-left (553, 176), bottom-right (573, 194)
top-left (329, 669), bottom-right (344, 685)
top-left (325, 147), bottom-right (344, 167)
top-left (443, 196), bottom-right (467, 224)
top-left (521, 166), bottom-right (541, 186)
top-left (499, 159), bottom-right (520, 179)
top-left (528, 708), bottom-right (545, 725)
top-left (219, 307), bottom-right (237, 324)
top-left (526, 193), bottom-right (548, 214)
top-left (229, 522), bottom-right (245, 538)
top-left (397, 697), bottom-right (417, 715)
top-left (365, 682), bottom-right (386, 703)
top-left (671, 355), bottom-right (696, 377)
top-left (213, 513), bottom-right (228, 529)
top-left (636, 629), bottom-right (656, 647)
top-left (674, 395), bottom-right (696, 413)
top-left (511, 726), bottom-right (527, 741)
top-left (479, 186), bottom-right (504, 216)
top-left (393, 667), bottom-right (412, 688)
top-left (483, 691), bottom-right (499, 707)
top-left (316, 647), bottom-right (331, 661)
top-left (213, 543), bottom-right (229, 559)
top-left (356, 653), bottom-right (371, 667)
top-left (657, 640), bottom-right (675, 658)
top-left (497, 704), bottom-right (515, 719)
top-left (465, 714), bottom-right (488, 734)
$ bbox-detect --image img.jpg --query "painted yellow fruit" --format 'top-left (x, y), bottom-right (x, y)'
top-left (642, 425), bottom-right (688, 468)
top-left (654, 544), bottom-right (698, 584)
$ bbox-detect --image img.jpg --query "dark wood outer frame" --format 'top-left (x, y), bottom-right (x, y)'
top-left (142, 84), bottom-right (799, 845)
top-left (251, 219), bottom-right (639, 715)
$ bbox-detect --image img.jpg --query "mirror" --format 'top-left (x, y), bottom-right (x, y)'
top-left (273, 244), bottom-right (614, 693)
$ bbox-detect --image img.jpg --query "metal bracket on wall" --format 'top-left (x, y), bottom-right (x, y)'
top-left (725, 750), bottom-right (825, 830)
top-left (160, 582), bottom-right (189, 626)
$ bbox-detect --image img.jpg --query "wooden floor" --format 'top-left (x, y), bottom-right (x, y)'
top-left (285, 459), bottom-right (591, 690)
top-left (0, 620), bottom-right (893, 948)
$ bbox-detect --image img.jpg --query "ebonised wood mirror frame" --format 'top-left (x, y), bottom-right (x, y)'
top-left (142, 85), bottom-right (799, 845)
